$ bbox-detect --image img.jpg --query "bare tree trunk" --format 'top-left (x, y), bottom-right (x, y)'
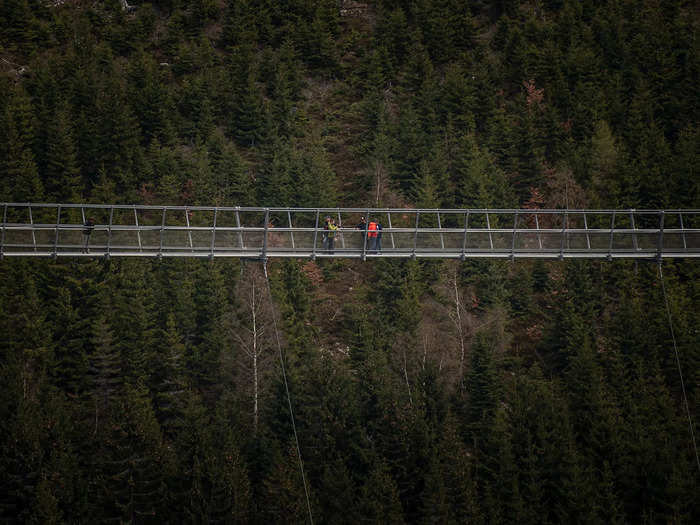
top-left (402, 346), bottom-right (413, 408)
top-left (251, 279), bottom-right (259, 433)
top-left (451, 270), bottom-right (467, 389)
top-left (374, 162), bottom-right (384, 207)
top-left (233, 266), bottom-right (273, 436)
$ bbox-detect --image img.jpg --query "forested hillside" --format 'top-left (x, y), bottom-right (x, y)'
top-left (1, 0), bottom-right (699, 523)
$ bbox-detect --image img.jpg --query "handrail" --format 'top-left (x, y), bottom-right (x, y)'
top-left (1, 204), bottom-right (698, 259)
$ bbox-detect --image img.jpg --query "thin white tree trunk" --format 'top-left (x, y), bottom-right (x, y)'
top-left (251, 280), bottom-right (259, 433)
top-left (453, 271), bottom-right (467, 388)
top-left (403, 346), bottom-right (413, 408)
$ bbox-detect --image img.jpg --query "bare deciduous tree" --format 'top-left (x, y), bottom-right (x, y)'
top-left (227, 265), bottom-right (276, 433)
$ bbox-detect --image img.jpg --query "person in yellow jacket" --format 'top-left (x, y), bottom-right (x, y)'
top-left (326, 218), bottom-right (338, 254)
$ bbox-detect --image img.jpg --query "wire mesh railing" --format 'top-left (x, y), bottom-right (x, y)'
top-left (1, 204), bottom-right (699, 259)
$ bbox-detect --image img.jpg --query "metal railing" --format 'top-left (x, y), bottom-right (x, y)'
top-left (1, 203), bottom-right (699, 260)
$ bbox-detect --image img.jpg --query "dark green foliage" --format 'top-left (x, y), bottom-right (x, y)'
top-left (1, 1), bottom-right (699, 523)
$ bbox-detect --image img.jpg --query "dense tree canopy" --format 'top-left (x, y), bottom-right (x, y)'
top-left (0, 0), bottom-right (698, 522)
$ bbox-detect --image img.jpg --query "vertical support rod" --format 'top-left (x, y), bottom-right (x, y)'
top-left (53, 205), bottom-right (61, 256)
top-left (583, 212), bottom-right (590, 250)
top-left (337, 210), bottom-right (345, 250)
top-left (312, 210), bottom-right (320, 259)
top-left (657, 211), bottom-right (665, 260)
top-left (1, 204), bottom-right (7, 258)
top-left (29, 206), bottom-right (37, 252)
top-left (288, 211), bottom-right (295, 250)
top-left (387, 212), bottom-right (395, 250)
top-left (486, 212), bottom-right (494, 250)
top-left (235, 207), bottom-right (244, 249)
top-left (680, 213), bottom-right (687, 250)
top-left (262, 209), bottom-right (270, 260)
top-left (185, 207), bottom-right (193, 252)
top-left (437, 212), bottom-right (445, 250)
top-left (461, 211), bottom-right (470, 259)
top-left (608, 211), bottom-right (616, 259)
top-left (630, 210), bottom-right (638, 251)
top-left (511, 210), bottom-right (518, 258)
top-left (361, 208), bottom-right (369, 259)
top-left (412, 211), bottom-right (420, 257)
top-left (81, 207), bottom-right (87, 253)
top-left (107, 206), bottom-right (114, 256)
top-left (560, 210), bottom-right (567, 258)
top-left (210, 208), bottom-right (218, 258)
top-left (159, 207), bottom-right (166, 257)
top-left (535, 213), bottom-right (542, 250)
top-left (134, 207), bottom-right (142, 252)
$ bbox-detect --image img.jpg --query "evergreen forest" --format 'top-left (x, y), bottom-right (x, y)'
top-left (1, 0), bottom-right (699, 523)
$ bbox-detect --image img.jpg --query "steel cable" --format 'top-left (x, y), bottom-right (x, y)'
top-left (658, 262), bottom-right (700, 473)
top-left (262, 260), bottom-right (314, 524)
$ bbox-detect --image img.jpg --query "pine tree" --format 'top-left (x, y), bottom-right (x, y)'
top-left (412, 159), bottom-right (441, 210)
top-left (90, 313), bottom-right (123, 438)
top-left (358, 459), bottom-right (405, 524)
top-left (95, 382), bottom-right (166, 523)
top-left (43, 102), bottom-right (81, 202)
top-left (589, 120), bottom-right (620, 206)
top-left (262, 444), bottom-right (317, 524)
top-left (233, 69), bottom-right (265, 147)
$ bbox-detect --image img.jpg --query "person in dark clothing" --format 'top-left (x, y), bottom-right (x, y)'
top-left (356, 216), bottom-right (367, 250)
top-left (82, 217), bottom-right (95, 253)
top-left (376, 221), bottom-right (383, 252)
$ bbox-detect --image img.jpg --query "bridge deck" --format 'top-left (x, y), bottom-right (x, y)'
top-left (2, 204), bottom-right (699, 259)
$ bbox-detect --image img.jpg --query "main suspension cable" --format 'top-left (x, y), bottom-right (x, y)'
top-left (262, 259), bottom-right (314, 524)
top-left (658, 262), bottom-right (700, 473)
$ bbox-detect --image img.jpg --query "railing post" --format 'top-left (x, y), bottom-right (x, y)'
top-left (461, 211), bottom-right (469, 261)
top-left (387, 212), bottom-right (395, 250)
top-left (159, 207), bottom-right (166, 258)
top-left (29, 205), bottom-right (37, 252)
top-left (412, 211), bottom-right (420, 258)
top-left (81, 206), bottom-right (89, 254)
top-left (312, 210), bottom-right (320, 259)
top-left (185, 207), bottom-right (193, 252)
top-left (53, 204), bottom-right (61, 258)
top-left (630, 210), bottom-right (638, 251)
top-left (485, 212), bottom-right (494, 250)
top-left (608, 211), bottom-right (616, 260)
top-left (288, 211), bottom-right (296, 250)
top-left (1, 204), bottom-right (7, 259)
top-left (560, 210), bottom-right (566, 260)
top-left (235, 207), bottom-right (244, 249)
top-left (535, 213), bottom-right (542, 250)
top-left (511, 210), bottom-right (518, 259)
top-left (679, 212), bottom-right (687, 250)
top-left (262, 208), bottom-right (270, 260)
top-left (361, 208), bottom-right (369, 260)
top-left (583, 212), bottom-right (590, 250)
top-left (437, 211), bottom-right (444, 250)
top-left (107, 206), bottom-right (114, 258)
top-left (657, 211), bottom-right (665, 260)
top-left (134, 206), bottom-right (142, 252)
top-left (337, 210), bottom-right (345, 250)
top-left (210, 208), bottom-right (218, 259)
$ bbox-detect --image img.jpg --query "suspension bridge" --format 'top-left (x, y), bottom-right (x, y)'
top-left (1, 203), bottom-right (699, 259)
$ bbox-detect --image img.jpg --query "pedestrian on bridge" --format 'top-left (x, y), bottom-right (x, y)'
top-left (367, 219), bottom-right (379, 253)
top-left (326, 217), bottom-right (338, 254)
top-left (82, 217), bottom-right (95, 253)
